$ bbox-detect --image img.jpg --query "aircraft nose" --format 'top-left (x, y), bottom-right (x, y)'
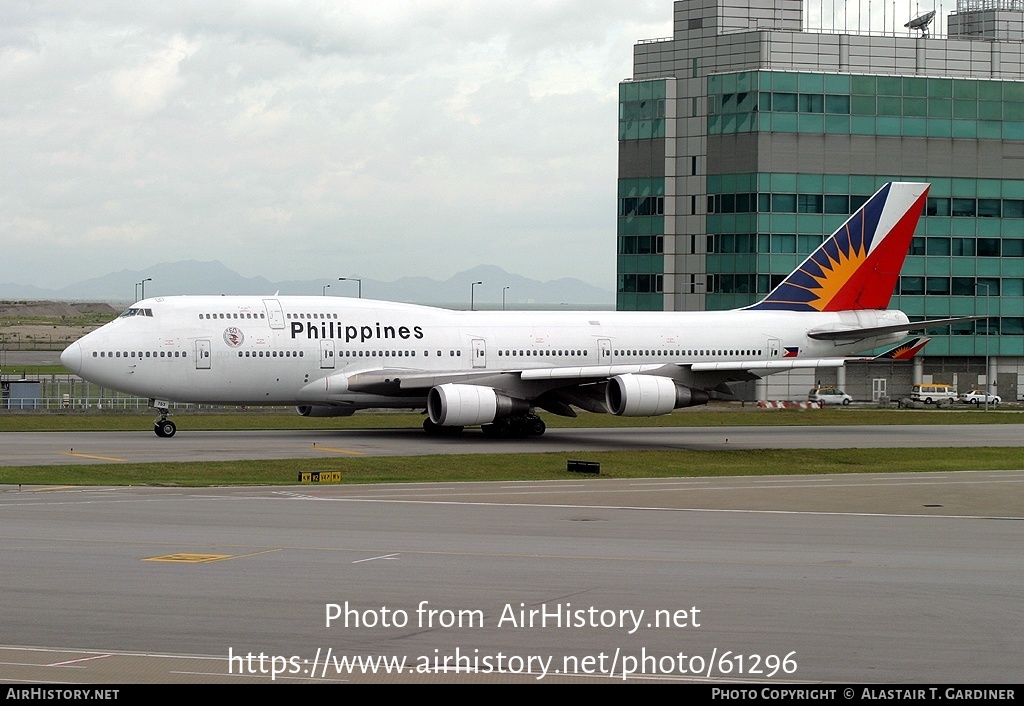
top-left (61, 341), bottom-right (83, 375)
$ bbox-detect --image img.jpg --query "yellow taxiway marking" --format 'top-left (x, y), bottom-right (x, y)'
top-left (311, 445), bottom-right (364, 456)
top-left (60, 452), bottom-right (126, 462)
top-left (142, 548), bottom-right (282, 564)
top-left (143, 553), bottom-right (233, 563)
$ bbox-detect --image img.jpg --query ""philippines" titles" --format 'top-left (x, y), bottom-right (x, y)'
top-left (290, 321), bottom-right (425, 344)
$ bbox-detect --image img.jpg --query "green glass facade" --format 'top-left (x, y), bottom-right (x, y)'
top-left (617, 70), bottom-right (1024, 346)
top-left (708, 71), bottom-right (1024, 140)
top-left (699, 71), bottom-right (1024, 355)
top-left (704, 177), bottom-right (1024, 357)
top-left (617, 80), bottom-right (667, 311)
top-left (621, 0), bottom-right (1024, 399)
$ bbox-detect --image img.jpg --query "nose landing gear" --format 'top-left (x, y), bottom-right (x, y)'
top-left (154, 419), bottom-right (176, 437)
top-left (151, 401), bottom-right (176, 437)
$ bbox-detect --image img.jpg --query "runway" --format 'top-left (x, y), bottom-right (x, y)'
top-left (4, 423), bottom-right (1024, 466)
top-left (1, 471), bottom-right (1023, 683)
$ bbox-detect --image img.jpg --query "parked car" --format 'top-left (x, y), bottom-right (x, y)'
top-left (809, 387), bottom-right (852, 405)
top-left (959, 389), bottom-right (1001, 406)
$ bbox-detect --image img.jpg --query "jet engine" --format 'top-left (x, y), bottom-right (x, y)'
top-left (295, 405), bottom-right (356, 417)
top-left (605, 374), bottom-right (710, 416)
top-left (427, 384), bottom-right (529, 426)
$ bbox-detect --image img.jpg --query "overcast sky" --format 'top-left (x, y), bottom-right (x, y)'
top-left (1, 1), bottom-right (672, 291)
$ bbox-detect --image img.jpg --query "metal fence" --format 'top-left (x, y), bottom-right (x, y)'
top-left (0, 336), bottom-right (78, 351)
top-left (1, 375), bottom-right (213, 411)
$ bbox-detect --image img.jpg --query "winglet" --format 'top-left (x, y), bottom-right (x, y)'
top-left (870, 336), bottom-right (931, 360)
top-left (747, 182), bottom-right (929, 312)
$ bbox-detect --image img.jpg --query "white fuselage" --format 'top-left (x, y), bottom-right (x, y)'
top-left (61, 295), bottom-right (909, 408)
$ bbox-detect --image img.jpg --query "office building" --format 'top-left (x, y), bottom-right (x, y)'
top-left (618, 0), bottom-right (1024, 400)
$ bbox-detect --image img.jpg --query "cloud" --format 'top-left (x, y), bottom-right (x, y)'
top-left (109, 35), bottom-right (199, 114)
top-left (0, 1), bottom-right (671, 290)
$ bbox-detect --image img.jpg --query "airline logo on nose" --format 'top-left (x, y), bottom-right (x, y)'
top-left (224, 327), bottom-right (245, 347)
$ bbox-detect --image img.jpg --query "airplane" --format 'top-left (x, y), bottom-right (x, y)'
top-left (60, 181), bottom-right (969, 438)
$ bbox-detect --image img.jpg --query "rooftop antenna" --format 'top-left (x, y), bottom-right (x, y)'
top-left (905, 9), bottom-right (936, 37)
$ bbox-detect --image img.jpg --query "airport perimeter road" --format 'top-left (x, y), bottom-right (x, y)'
top-left (1, 351), bottom-right (64, 366)
top-left (0, 473), bottom-right (1022, 683)
top-left (3, 423), bottom-right (1024, 466)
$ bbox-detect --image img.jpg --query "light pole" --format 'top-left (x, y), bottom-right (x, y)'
top-left (322, 284), bottom-right (331, 296)
top-left (977, 282), bottom-right (991, 412)
top-left (141, 278), bottom-right (152, 300)
top-left (134, 282), bottom-right (140, 302)
top-left (471, 281), bottom-right (482, 311)
top-left (502, 286), bottom-right (510, 311)
top-left (339, 277), bottom-right (361, 298)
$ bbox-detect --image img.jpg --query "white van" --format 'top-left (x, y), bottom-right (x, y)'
top-left (910, 383), bottom-right (957, 404)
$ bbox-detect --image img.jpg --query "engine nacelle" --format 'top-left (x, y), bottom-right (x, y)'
top-left (427, 384), bottom-right (529, 426)
top-left (605, 374), bottom-right (710, 416)
top-left (295, 405), bottom-right (356, 418)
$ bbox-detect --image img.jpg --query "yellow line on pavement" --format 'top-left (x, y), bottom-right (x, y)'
top-left (60, 452), bottom-right (127, 462)
top-left (312, 445), bottom-right (364, 456)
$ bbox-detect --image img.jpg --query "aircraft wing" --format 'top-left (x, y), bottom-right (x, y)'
top-left (690, 359), bottom-right (844, 372)
top-left (344, 342), bottom-right (928, 394)
top-left (338, 335), bottom-right (931, 413)
top-left (345, 359), bottom-right (844, 397)
top-left (345, 364), bottom-right (668, 393)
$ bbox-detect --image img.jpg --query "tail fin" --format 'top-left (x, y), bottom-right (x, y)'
top-left (747, 182), bottom-right (929, 312)
top-left (870, 336), bottom-right (931, 361)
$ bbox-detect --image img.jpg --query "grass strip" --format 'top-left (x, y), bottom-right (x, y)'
top-left (1, 447), bottom-right (1021, 487)
top-left (2, 407), bottom-right (1023, 433)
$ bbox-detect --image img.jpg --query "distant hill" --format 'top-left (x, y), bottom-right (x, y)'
top-left (0, 261), bottom-right (614, 309)
top-left (0, 301), bottom-right (117, 318)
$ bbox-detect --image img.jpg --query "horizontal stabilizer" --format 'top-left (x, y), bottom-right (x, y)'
top-left (807, 316), bottom-right (985, 341)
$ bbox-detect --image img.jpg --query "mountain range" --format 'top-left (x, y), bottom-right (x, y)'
top-left (1, 261), bottom-right (614, 309)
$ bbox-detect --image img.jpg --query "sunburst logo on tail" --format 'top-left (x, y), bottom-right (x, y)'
top-left (748, 183), bottom-right (928, 312)
top-left (797, 219), bottom-right (873, 311)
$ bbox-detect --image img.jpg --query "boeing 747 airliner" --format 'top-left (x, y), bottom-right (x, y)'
top-left (61, 182), bottom-right (961, 438)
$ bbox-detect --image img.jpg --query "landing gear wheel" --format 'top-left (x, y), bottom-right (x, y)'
top-left (154, 420), bottom-right (176, 438)
top-left (527, 416), bottom-right (546, 437)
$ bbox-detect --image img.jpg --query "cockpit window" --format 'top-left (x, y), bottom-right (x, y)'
top-left (119, 308), bottom-right (154, 318)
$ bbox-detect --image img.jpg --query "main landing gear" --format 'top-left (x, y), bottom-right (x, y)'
top-left (153, 406), bottom-right (176, 437)
top-left (481, 414), bottom-right (546, 439)
top-left (422, 414), bottom-right (547, 438)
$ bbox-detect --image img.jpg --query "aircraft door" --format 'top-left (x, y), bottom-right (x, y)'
top-left (195, 340), bottom-right (212, 369)
top-left (767, 338), bottom-right (781, 359)
top-left (472, 339), bottom-right (486, 369)
top-left (321, 340), bottom-right (336, 369)
top-left (263, 299), bottom-right (285, 329)
top-left (599, 338), bottom-right (612, 364)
